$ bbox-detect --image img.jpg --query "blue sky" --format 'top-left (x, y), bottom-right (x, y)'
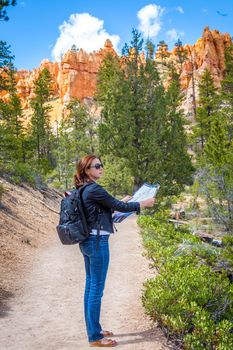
top-left (1, 0), bottom-right (232, 70)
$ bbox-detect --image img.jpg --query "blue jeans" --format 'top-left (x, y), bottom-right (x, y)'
top-left (79, 235), bottom-right (110, 342)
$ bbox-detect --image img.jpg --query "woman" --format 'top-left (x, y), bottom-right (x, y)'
top-left (74, 155), bottom-right (155, 347)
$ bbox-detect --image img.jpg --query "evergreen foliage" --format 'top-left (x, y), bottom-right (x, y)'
top-left (193, 47), bottom-right (233, 232)
top-left (221, 44), bottom-right (233, 142)
top-left (0, 40), bottom-right (14, 67)
top-left (0, 41), bottom-right (14, 90)
top-left (50, 99), bottom-right (98, 189)
top-left (71, 44), bottom-right (79, 52)
top-left (98, 155), bottom-right (134, 196)
top-left (98, 30), bottom-right (193, 195)
top-left (29, 68), bottom-right (55, 174)
top-left (0, 0), bottom-right (16, 21)
top-left (0, 49), bottom-right (56, 184)
top-left (196, 120), bottom-right (233, 232)
top-left (156, 40), bottom-right (169, 62)
top-left (205, 120), bottom-right (229, 166)
top-left (193, 68), bottom-right (218, 151)
top-left (174, 39), bottom-right (188, 71)
top-left (0, 47), bottom-right (26, 177)
top-left (162, 68), bottom-right (194, 194)
top-left (0, 84), bottom-right (25, 161)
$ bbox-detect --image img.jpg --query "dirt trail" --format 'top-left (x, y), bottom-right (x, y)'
top-left (0, 216), bottom-right (169, 350)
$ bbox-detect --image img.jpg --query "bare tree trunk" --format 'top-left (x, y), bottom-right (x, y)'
top-left (190, 53), bottom-right (197, 119)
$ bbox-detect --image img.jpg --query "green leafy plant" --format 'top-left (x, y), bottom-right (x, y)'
top-left (0, 162), bottom-right (37, 185)
top-left (139, 212), bottom-right (233, 349)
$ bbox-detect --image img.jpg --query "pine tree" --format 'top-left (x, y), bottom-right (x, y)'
top-left (221, 44), bottom-right (233, 142)
top-left (65, 98), bottom-right (97, 156)
top-left (198, 120), bottom-right (233, 231)
top-left (157, 40), bottom-right (169, 63)
top-left (7, 65), bottom-right (24, 136)
top-left (51, 99), bottom-right (98, 189)
top-left (205, 120), bottom-right (229, 167)
top-left (162, 67), bottom-right (194, 194)
top-left (29, 68), bottom-right (54, 174)
top-left (71, 44), bottom-right (79, 52)
top-left (98, 30), bottom-right (193, 195)
top-left (174, 39), bottom-right (187, 72)
top-left (98, 155), bottom-right (133, 196)
top-left (145, 39), bottom-right (155, 60)
top-left (0, 60), bottom-right (25, 164)
top-left (0, 0), bottom-right (17, 21)
top-left (0, 41), bottom-right (14, 90)
top-left (51, 119), bottom-right (74, 189)
top-left (97, 52), bottom-right (133, 159)
top-left (194, 46), bottom-right (233, 233)
top-left (189, 52), bottom-right (197, 119)
top-left (194, 68), bottom-right (218, 152)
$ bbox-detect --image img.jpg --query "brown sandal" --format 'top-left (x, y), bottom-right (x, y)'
top-left (101, 330), bottom-right (114, 337)
top-left (89, 338), bottom-right (118, 347)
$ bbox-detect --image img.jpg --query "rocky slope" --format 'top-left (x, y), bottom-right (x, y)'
top-left (0, 177), bottom-right (61, 313)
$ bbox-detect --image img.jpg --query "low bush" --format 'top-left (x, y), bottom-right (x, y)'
top-left (0, 161), bottom-right (37, 186)
top-left (138, 213), bottom-right (200, 269)
top-left (139, 212), bottom-right (233, 349)
top-left (221, 235), bottom-right (233, 274)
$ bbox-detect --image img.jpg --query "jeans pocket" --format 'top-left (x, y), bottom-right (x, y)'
top-left (80, 240), bottom-right (94, 256)
top-left (99, 235), bottom-right (109, 242)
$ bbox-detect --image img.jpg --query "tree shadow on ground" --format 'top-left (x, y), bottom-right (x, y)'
top-left (113, 327), bottom-right (170, 347)
top-left (0, 288), bottom-right (14, 318)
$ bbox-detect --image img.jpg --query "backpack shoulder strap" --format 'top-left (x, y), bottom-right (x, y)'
top-left (79, 182), bottom-right (93, 197)
top-left (78, 182), bottom-right (94, 216)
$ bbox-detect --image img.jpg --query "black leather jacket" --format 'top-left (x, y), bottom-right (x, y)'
top-left (81, 182), bottom-right (140, 233)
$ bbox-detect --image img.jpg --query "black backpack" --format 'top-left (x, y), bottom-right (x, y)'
top-left (56, 184), bottom-right (90, 245)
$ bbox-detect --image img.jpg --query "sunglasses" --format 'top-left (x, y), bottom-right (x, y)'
top-left (89, 163), bottom-right (104, 170)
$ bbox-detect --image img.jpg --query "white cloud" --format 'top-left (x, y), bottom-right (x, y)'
top-left (137, 4), bottom-right (165, 38)
top-left (175, 6), bottom-right (184, 14)
top-left (202, 9), bottom-right (208, 13)
top-left (52, 13), bottom-right (120, 61)
top-left (166, 29), bottom-right (184, 42)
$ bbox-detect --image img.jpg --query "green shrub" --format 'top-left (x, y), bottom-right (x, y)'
top-left (222, 235), bottom-right (233, 247)
top-left (184, 317), bottom-right (233, 350)
top-left (0, 161), bottom-right (37, 186)
top-left (138, 211), bottom-right (200, 269)
top-left (140, 211), bottom-right (233, 349)
top-left (174, 241), bottom-right (221, 265)
top-left (143, 259), bottom-right (233, 349)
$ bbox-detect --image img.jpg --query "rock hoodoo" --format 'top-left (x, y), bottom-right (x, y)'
top-left (12, 40), bottom-right (116, 108)
top-left (1, 28), bottom-right (232, 115)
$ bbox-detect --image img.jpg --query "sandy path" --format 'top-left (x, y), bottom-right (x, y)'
top-left (0, 216), bottom-right (169, 350)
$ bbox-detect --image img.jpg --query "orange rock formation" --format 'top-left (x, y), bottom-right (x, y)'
top-left (13, 39), bottom-right (116, 108)
top-left (1, 28), bottom-right (232, 113)
top-left (178, 27), bottom-right (232, 90)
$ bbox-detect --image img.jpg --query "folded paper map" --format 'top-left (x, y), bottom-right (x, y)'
top-left (113, 182), bottom-right (160, 223)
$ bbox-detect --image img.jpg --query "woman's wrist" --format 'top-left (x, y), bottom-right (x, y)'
top-left (121, 195), bottom-right (133, 203)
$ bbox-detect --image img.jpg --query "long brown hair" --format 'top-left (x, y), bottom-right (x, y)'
top-left (74, 154), bottom-right (101, 188)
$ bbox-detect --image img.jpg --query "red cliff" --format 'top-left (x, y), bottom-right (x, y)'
top-left (1, 29), bottom-right (232, 116)
top-left (14, 39), bottom-right (116, 108)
